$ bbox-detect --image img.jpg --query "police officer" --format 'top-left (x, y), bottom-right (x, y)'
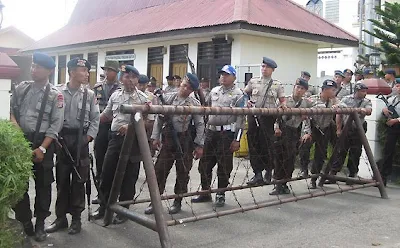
top-left (334, 70), bottom-right (345, 86)
top-left (10, 52), bottom-right (64, 242)
top-left (91, 65), bottom-right (148, 223)
top-left (147, 76), bottom-right (157, 93)
top-left (192, 65), bottom-right (244, 206)
top-left (173, 75), bottom-right (182, 88)
top-left (354, 69), bottom-right (364, 82)
top-left (244, 57), bottom-right (286, 185)
top-left (380, 81), bottom-right (400, 186)
top-left (92, 60), bottom-right (120, 204)
top-left (145, 73), bottom-right (205, 215)
top-left (46, 58), bottom-right (100, 234)
top-left (385, 69), bottom-right (397, 89)
top-left (302, 79), bottom-right (340, 188)
top-left (336, 69), bottom-right (354, 100)
top-left (164, 75), bottom-right (177, 93)
top-left (200, 77), bottom-right (211, 105)
top-left (302, 71), bottom-right (317, 98)
top-left (363, 68), bottom-right (375, 79)
top-left (272, 78), bottom-right (312, 195)
top-left (330, 83), bottom-right (372, 181)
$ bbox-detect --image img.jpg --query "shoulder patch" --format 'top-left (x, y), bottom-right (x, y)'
top-left (57, 93), bottom-right (64, 108)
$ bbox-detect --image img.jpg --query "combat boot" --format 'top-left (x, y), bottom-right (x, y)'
top-left (191, 194), bottom-right (212, 203)
top-left (309, 178), bottom-right (317, 189)
top-left (113, 214), bottom-right (128, 225)
top-left (247, 172), bottom-right (264, 185)
top-left (144, 204), bottom-right (153, 215)
top-left (168, 199), bottom-right (182, 214)
top-left (68, 216), bottom-right (81, 235)
top-left (34, 220), bottom-right (47, 242)
top-left (214, 194), bottom-right (225, 207)
top-left (91, 196), bottom-right (100, 204)
top-left (91, 206), bottom-right (105, 220)
top-left (45, 217), bottom-right (68, 233)
top-left (324, 171), bottom-right (337, 184)
top-left (22, 220), bottom-right (35, 237)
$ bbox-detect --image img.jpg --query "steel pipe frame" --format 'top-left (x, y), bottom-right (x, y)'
top-left (324, 174), bottom-right (376, 184)
top-left (120, 104), bottom-right (371, 116)
top-left (165, 182), bottom-right (379, 226)
top-left (117, 175), bottom-right (321, 206)
top-left (109, 204), bottom-right (157, 231)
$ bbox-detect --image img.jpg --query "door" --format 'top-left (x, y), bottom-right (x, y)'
top-left (171, 63), bottom-right (187, 78)
top-left (150, 63), bottom-right (163, 88)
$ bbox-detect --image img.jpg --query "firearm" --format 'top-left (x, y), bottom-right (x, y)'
top-left (183, 46), bottom-right (205, 106)
top-left (55, 137), bottom-right (82, 181)
top-left (154, 89), bottom-right (184, 155)
top-left (376, 93), bottom-right (399, 119)
top-left (309, 118), bottom-right (325, 136)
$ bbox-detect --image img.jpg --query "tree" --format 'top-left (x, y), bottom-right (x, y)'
top-left (362, 2), bottom-right (400, 65)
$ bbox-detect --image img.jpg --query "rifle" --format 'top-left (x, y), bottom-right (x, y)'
top-left (376, 93), bottom-right (400, 119)
top-left (55, 137), bottom-right (82, 181)
top-left (154, 89), bottom-right (184, 155)
top-left (183, 46), bottom-right (205, 106)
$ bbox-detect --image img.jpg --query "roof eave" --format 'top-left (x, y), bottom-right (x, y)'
top-left (22, 22), bottom-right (358, 53)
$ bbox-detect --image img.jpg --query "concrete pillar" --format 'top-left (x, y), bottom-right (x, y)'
top-left (97, 50), bottom-right (106, 82)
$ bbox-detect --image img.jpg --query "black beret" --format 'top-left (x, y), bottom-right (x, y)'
top-left (200, 77), bottom-right (210, 82)
top-left (120, 65), bottom-right (140, 76)
top-left (32, 52), bottom-right (56, 69)
top-left (301, 71), bottom-right (311, 77)
top-left (295, 77), bottom-right (309, 90)
top-left (166, 75), bottom-right (174, 80)
top-left (385, 69), bottom-right (396, 76)
top-left (138, 74), bottom-right (150, 84)
top-left (67, 58), bottom-right (91, 71)
top-left (334, 70), bottom-right (345, 78)
top-left (150, 76), bottom-right (157, 82)
top-left (354, 83), bottom-right (368, 91)
top-left (363, 68), bottom-right (374, 75)
top-left (262, 57), bottom-right (277, 68)
top-left (185, 73), bottom-right (199, 90)
top-left (343, 69), bottom-right (353, 75)
top-left (322, 79), bottom-right (337, 89)
top-left (173, 75), bottom-right (182, 80)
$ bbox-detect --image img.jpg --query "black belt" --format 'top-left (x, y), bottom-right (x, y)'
top-left (61, 128), bottom-right (88, 135)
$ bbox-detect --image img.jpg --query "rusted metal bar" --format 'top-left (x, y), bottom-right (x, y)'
top-left (120, 104), bottom-right (370, 116)
top-left (165, 182), bottom-right (378, 226)
top-left (324, 174), bottom-right (375, 184)
top-left (117, 175), bottom-right (321, 206)
top-left (109, 204), bottom-right (157, 231)
top-left (352, 112), bottom-right (388, 199)
top-left (319, 114), bottom-right (354, 187)
top-left (103, 123), bottom-right (136, 226)
top-left (132, 112), bottom-right (172, 248)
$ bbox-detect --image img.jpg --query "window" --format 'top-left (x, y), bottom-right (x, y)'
top-left (70, 54), bottom-right (83, 60)
top-left (325, 0), bottom-right (339, 23)
top-left (169, 44), bottom-right (189, 77)
top-left (306, 0), bottom-right (323, 17)
top-left (58, 55), bottom-right (66, 85)
top-left (88, 52), bottom-right (98, 87)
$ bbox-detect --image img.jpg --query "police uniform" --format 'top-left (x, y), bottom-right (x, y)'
top-left (92, 65), bottom-right (148, 222)
top-left (385, 69), bottom-right (397, 96)
top-left (11, 52), bottom-right (64, 241)
top-left (46, 59), bottom-right (100, 235)
top-left (145, 73), bottom-right (205, 215)
top-left (380, 82), bottom-right (400, 185)
top-left (93, 60), bottom-right (120, 183)
top-left (164, 75), bottom-right (178, 93)
top-left (193, 65), bottom-right (244, 206)
top-left (299, 80), bottom-right (339, 188)
top-left (200, 77), bottom-right (211, 104)
top-left (244, 57), bottom-right (284, 185)
top-left (330, 83), bottom-right (372, 179)
top-left (272, 78), bottom-right (312, 194)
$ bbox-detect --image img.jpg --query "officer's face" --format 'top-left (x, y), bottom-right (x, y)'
top-left (344, 73), bottom-right (352, 82)
top-left (334, 75), bottom-right (343, 84)
top-left (355, 74), bottom-right (363, 81)
top-left (200, 81), bottom-right (209, 89)
top-left (121, 73), bottom-right (136, 91)
top-left (105, 68), bottom-right (117, 82)
top-left (323, 87), bottom-right (336, 98)
top-left (71, 67), bottom-right (89, 84)
top-left (394, 84), bottom-right (400, 93)
top-left (294, 85), bottom-right (307, 97)
top-left (355, 89), bottom-right (368, 98)
top-left (173, 79), bottom-right (182, 87)
top-left (301, 75), bottom-right (310, 82)
top-left (385, 73), bottom-right (394, 82)
top-left (219, 72), bottom-right (235, 86)
top-left (31, 63), bottom-right (52, 82)
top-left (179, 80), bottom-right (193, 97)
top-left (261, 64), bottom-right (274, 77)
top-left (137, 83), bottom-right (146, 92)
top-left (167, 79), bottom-right (173, 86)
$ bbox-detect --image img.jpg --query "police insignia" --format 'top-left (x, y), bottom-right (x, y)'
top-left (121, 65), bottom-right (126, 72)
top-left (57, 93), bottom-right (64, 108)
top-left (77, 60), bottom-right (86, 67)
top-left (252, 89), bottom-right (259, 95)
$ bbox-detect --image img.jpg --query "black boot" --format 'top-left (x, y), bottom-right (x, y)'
top-left (144, 204), bottom-right (153, 215)
top-left (269, 184), bottom-right (283, 195)
top-left (264, 170), bottom-right (272, 184)
top-left (22, 221), bottom-right (35, 237)
top-left (168, 199), bottom-right (182, 214)
top-left (247, 172), bottom-right (264, 185)
top-left (45, 217), bottom-right (68, 233)
top-left (34, 220), bottom-right (47, 242)
top-left (91, 196), bottom-right (100, 204)
top-left (309, 178), bottom-right (317, 189)
top-left (68, 216), bottom-right (81, 235)
top-left (324, 171), bottom-right (337, 184)
top-left (191, 194), bottom-right (212, 203)
top-left (214, 194), bottom-right (225, 207)
top-left (90, 206), bottom-right (105, 220)
top-left (113, 214), bottom-right (128, 225)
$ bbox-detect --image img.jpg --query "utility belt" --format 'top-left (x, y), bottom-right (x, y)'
top-left (60, 127), bottom-right (88, 136)
top-left (207, 124), bottom-right (235, 132)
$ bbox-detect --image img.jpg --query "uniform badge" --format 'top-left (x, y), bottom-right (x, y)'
top-left (77, 60), bottom-right (86, 67)
top-left (252, 89), bottom-right (259, 95)
top-left (57, 93), bottom-right (64, 108)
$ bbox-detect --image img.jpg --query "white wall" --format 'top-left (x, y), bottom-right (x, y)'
top-left (0, 79), bottom-right (11, 120)
top-left (234, 34), bottom-right (318, 94)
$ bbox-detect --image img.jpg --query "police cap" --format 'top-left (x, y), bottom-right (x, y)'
top-left (262, 57), bottom-right (277, 69)
top-left (301, 71), bottom-right (311, 78)
top-left (173, 75), bottom-right (182, 80)
top-left (322, 79), bottom-right (337, 89)
top-left (166, 75), bottom-right (174, 80)
top-left (120, 65), bottom-right (140, 76)
top-left (32, 52), bottom-right (56, 69)
top-left (385, 68), bottom-right (396, 76)
top-left (363, 68), bottom-right (374, 75)
top-left (138, 74), bottom-right (150, 84)
top-left (185, 73), bottom-right (199, 90)
top-left (334, 70), bottom-right (345, 78)
top-left (295, 78), bottom-right (309, 90)
top-left (343, 69), bottom-right (354, 75)
top-left (354, 83), bottom-right (368, 91)
top-left (67, 58), bottom-right (91, 71)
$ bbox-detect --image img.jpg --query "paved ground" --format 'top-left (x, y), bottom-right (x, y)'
top-left (25, 157), bottom-right (400, 248)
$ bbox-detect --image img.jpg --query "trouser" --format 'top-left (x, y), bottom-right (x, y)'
top-left (100, 132), bottom-right (141, 207)
top-left (247, 115), bottom-right (275, 174)
top-left (94, 123), bottom-right (111, 180)
top-left (310, 126), bottom-right (331, 176)
top-left (198, 129), bottom-right (234, 190)
top-left (154, 129), bottom-right (194, 195)
top-left (13, 133), bottom-right (54, 223)
top-left (55, 130), bottom-right (90, 218)
top-left (274, 126), bottom-right (301, 180)
top-left (331, 123), bottom-right (367, 175)
top-left (381, 126), bottom-right (400, 178)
